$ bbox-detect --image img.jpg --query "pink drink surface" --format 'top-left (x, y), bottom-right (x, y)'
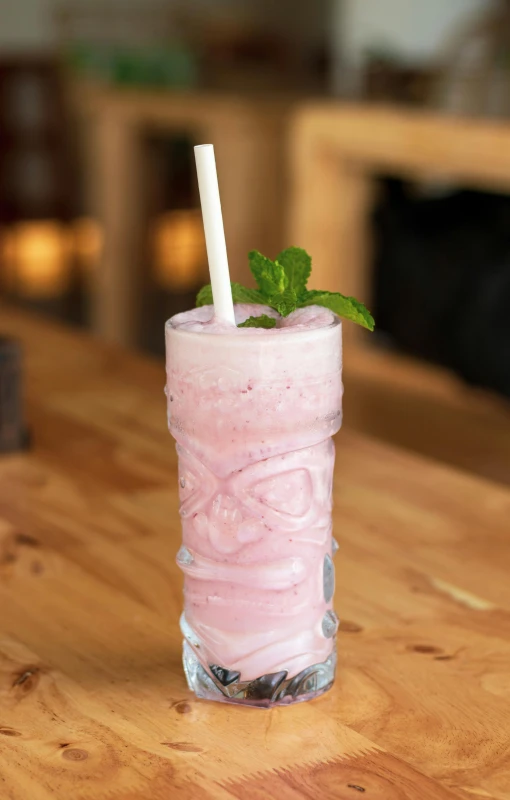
top-left (165, 304), bottom-right (342, 684)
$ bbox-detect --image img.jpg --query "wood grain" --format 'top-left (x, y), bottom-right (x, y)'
top-left (0, 306), bottom-right (509, 799)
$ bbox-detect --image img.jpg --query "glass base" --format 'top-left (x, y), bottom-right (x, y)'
top-left (182, 640), bottom-right (336, 708)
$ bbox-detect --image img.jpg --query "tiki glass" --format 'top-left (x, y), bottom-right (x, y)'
top-left (165, 310), bottom-right (342, 707)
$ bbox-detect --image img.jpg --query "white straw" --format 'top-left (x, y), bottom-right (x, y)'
top-left (194, 144), bottom-right (235, 325)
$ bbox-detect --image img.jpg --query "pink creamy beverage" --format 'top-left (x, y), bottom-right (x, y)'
top-left (165, 303), bottom-right (342, 706)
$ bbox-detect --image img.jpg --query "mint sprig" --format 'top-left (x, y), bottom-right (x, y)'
top-left (196, 247), bottom-right (374, 331)
top-left (238, 314), bottom-right (276, 329)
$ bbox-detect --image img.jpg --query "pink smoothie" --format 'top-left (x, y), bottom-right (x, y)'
top-left (165, 304), bottom-right (342, 702)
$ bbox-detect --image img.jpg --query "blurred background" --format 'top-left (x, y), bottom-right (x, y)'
top-left (1, 0), bottom-right (510, 482)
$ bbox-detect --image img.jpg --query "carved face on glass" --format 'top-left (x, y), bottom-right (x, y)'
top-left (177, 439), bottom-right (334, 558)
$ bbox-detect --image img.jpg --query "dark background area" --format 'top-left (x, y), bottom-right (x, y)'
top-left (373, 180), bottom-right (510, 398)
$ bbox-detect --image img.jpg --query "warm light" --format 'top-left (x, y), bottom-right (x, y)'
top-left (1, 221), bottom-right (72, 298)
top-left (73, 217), bottom-right (103, 273)
top-left (152, 209), bottom-right (207, 291)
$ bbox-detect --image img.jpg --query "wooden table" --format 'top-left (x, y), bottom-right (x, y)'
top-left (1, 308), bottom-right (510, 800)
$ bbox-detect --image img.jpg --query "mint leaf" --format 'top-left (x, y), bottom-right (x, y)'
top-left (302, 290), bottom-right (375, 331)
top-left (269, 288), bottom-right (298, 317)
top-left (238, 314), bottom-right (276, 329)
top-left (196, 283), bottom-right (213, 306)
top-left (248, 250), bottom-right (287, 298)
top-left (276, 247), bottom-right (311, 298)
top-left (196, 282), bottom-right (264, 307)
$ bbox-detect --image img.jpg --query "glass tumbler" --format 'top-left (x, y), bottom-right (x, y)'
top-left (165, 314), bottom-right (342, 707)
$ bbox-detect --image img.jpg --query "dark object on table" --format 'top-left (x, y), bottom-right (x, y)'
top-left (0, 336), bottom-right (28, 453)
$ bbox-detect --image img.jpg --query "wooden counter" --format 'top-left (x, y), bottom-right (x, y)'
top-left (0, 307), bottom-right (509, 799)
